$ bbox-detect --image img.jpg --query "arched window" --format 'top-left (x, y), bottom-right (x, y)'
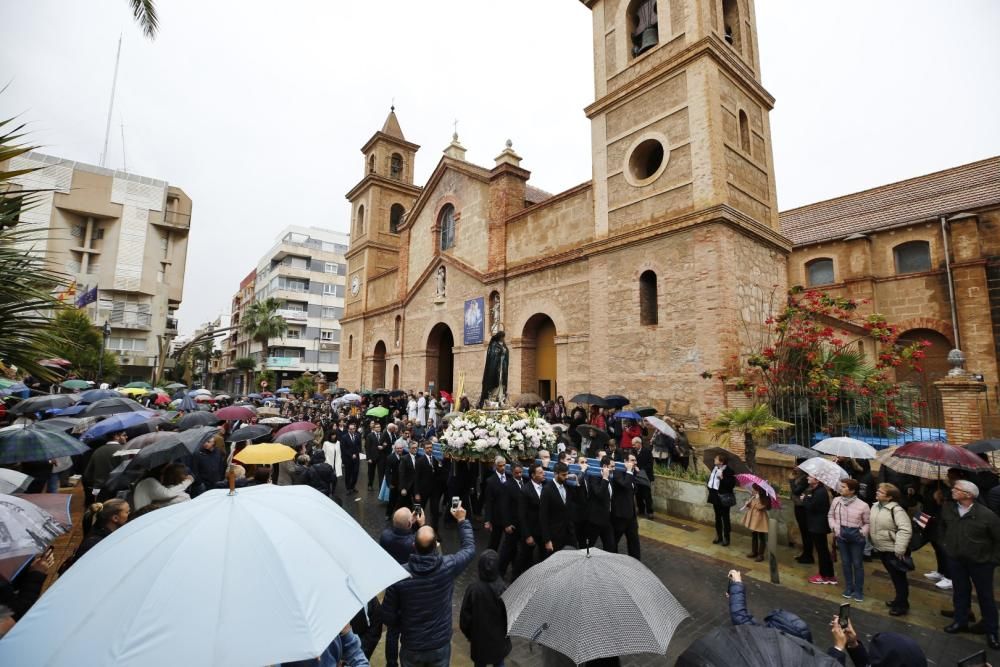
top-left (390, 153), bottom-right (403, 180)
top-left (894, 241), bottom-right (932, 274)
top-left (628, 0), bottom-right (658, 58)
top-left (368, 155), bottom-right (375, 174)
top-left (806, 258), bottom-right (835, 286)
top-left (390, 203), bottom-right (405, 233)
top-left (394, 315), bottom-right (402, 347)
top-left (639, 270), bottom-right (658, 325)
top-left (738, 109), bottom-right (751, 155)
top-left (722, 0), bottom-right (741, 51)
top-left (439, 204), bottom-right (456, 251)
top-left (355, 205), bottom-right (365, 236)
top-left (348, 335), bottom-right (353, 359)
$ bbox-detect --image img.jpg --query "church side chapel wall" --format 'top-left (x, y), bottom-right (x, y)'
top-left (505, 187), bottom-right (594, 266)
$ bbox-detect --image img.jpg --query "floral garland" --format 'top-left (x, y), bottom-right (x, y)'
top-left (440, 409), bottom-right (558, 460)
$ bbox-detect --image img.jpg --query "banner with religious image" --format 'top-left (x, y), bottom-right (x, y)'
top-left (464, 297), bottom-right (484, 345)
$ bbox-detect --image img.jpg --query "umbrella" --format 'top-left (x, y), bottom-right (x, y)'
top-left (634, 406), bottom-right (657, 418)
top-left (0, 426), bottom-right (89, 464)
top-left (82, 397), bottom-right (148, 417)
top-left (365, 406), bottom-right (389, 418)
top-left (177, 412), bottom-right (220, 430)
top-left (33, 417), bottom-right (82, 434)
top-left (439, 390), bottom-right (453, 403)
top-left (966, 439), bottom-right (1000, 455)
top-left (50, 403), bottom-right (88, 417)
top-left (813, 436), bottom-right (877, 460)
top-left (575, 424), bottom-right (609, 446)
top-left (882, 440), bottom-right (992, 477)
top-left (37, 358), bottom-right (71, 367)
top-left (275, 387), bottom-right (291, 394)
top-left (388, 389), bottom-right (405, 397)
top-left (797, 457), bottom-right (850, 490)
top-left (259, 416), bottom-right (290, 425)
top-left (615, 410), bottom-right (642, 421)
top-left (513, 393), bottom-right (544, 407)
top-left (341, 393), bottom-right (362, 403)
top-left (103, 427), bottom-right (221, 494)
top-left (59, 379), bottom-right (90, 390)
top-left (215, 405), bottom-right (256, 421)
top-left (0, 470), bottom-right (32, 495)
top-left (676, 625), bottom-right (840, 667)
top-left (604, 394), bottom-right (630, 408)
top-left (78, 388), bottom-right (122, 404)
top-left (193, 394), bottom-right (215, 403)
top-left (150, 393), bottom-right (171, 406)
top-left (569, 393), bottom-right (609, 407)
top-left (214, 394), bottom-right (232, 401)
top-left (767, 443), bottom-right (822, 460)
top-left (735, 473), bottom-right (781, 509)
top-left (645, 416), bottom-right (678, 439)
top-left (177, 396), bottom-right (199, 412)
top-left (275, 430), bottom-right (317, 448)
top-left (256, 406), bottom-right (280, 417)
top-left (11, 394), bottom-right (78, 416)
top-left (0, 494), bottom-right (68, 559)
top-left (226, 425), bottom-right (272, 443)
top-left (124, 381), bottom-right (153, 390)
top-left (164, 382), bottom-right (186, 390)
top-left (503, 548), bottom-right (688, 664)
top-left (701, 447), bottom-right (751, 474)
top-left (118, 387), bottom-right (150, 398)
top-left (275, 421), bottom-right (319, 437)
top-left (80, 411), bottom-right (156, 442)
top-left (235, 443), bottom-right (297, 465)
top-left (0, 485), bottom-right (408, 667)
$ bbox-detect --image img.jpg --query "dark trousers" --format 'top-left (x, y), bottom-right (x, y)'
top-left (794, 505), bottom-right (813, 556)
top-left (588, 523), bottom-right (617, 552)
top-left (427, 487), bottom-right (443, 530)
top-left (488, 524), bottom-right (504, 551)
top-left (812, 532), bottom-right (834, 577)
top-left (497, 530), bottom-right (518, 577)
top-left (930, 538), bottom-right (950, 578)
top-left (367, 460), bottom-right (378, 488)
top-left (712, 503), bottom-right (731, 540)
top-left (386, 487), bottom-right (399, 519)
top-left (613, 515), bottom-right (641, 560)
top-left (514, 537), bottom-right (540, 578)
top-left (636, 483), bottom-right (653, 515)
top-left (949, 557), bottom-right (999, 631)
top-left (751, 531), bottom-right (767, 554)
top-left (345, 457), bottom-right (360, 491)
top-left (878, 552), bottom-right (909, 608)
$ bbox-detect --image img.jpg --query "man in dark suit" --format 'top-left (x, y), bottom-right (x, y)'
top-left (414, 441), bottom-right (436, 509)
top-left (365, 421), bottom-right (384, 491)
top-left (587, 456), bottom-right (616, 551)
top-left (384, 441), bottom-right (404, 520)
top-left (633, 437), bottom-right (655, 518)
top-left (501, 463), bottom-right (526, 577)
top-left (341, 422), bottom-right (363, 493)
top-left (540, 462), bottom-right (576, 558)
top-left (569, 457), bottom-right (591, 549)
top-left (612, 453), bottom-right (641, 560)
top-left (420, 440), bottom-right (446, 530)
top-left (397, 440), bottom-right (419, 510)
top-left (483, 456), bottom-right (513, 552)
top-left (517, 463), bottom-right (545, 576)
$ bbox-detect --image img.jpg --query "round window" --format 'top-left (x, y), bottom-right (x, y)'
top-left (628, 138), bottom-right (665, 182)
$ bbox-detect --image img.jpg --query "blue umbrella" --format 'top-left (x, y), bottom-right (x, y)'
top-left (81, 412), bottom-right (156, 443)
top-left (275, 387), bottom-right (291, 394)
top-left (616, 411), bottom-right (642, 421)
top-left (79, 388), bottom-right (122, 404)
top-left (178, 396), bottom-right (198, 412)
top-left (51, 403), bottom-right (88, 417)
top-left (172, 390), bottom-right (187, 400)
top-left (247, 393), bottom-right (262, 399)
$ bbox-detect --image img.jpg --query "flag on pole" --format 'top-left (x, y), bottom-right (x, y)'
top-left (57, 280), bottom-right (77, 302)
top-left (75, 285), bottom-right (98, 308)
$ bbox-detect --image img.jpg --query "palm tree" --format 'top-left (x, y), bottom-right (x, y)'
top-left (241, 298), bottom-right (288, 375)
top-left (710, 403), bottom-right (792, 469)
top-left (128, 0), bottom-right (159, 39)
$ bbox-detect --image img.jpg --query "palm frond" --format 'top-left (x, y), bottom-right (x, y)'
top-left (128, 0), bottom-right (159, 39)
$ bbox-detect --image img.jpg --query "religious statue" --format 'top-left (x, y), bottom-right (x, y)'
top-left (435, 266), bottom-right (446, 298)
top-left (479, 331), bottom-right (509, 408)
top-left (489, 292), bottom-right (501, 335)
top-left (631, 0), bottom-right (658, 57)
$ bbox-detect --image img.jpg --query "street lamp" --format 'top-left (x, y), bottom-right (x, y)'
top-left (99, 320), bottom-right (111, 384)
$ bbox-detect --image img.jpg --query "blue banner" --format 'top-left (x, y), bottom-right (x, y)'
top-left (464, 297), bottom-right (484, 345)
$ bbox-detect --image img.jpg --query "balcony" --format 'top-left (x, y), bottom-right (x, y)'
top-left (266, 356), bottom-right (302, 368)
top-left (277, 309), bottom-right (308, 322)
top-left (152, 209), bottom-right (191, 231)
top-left (165, 317), bottom-right (178, 333)
top-left (99, 309), bottom-right (152, 331)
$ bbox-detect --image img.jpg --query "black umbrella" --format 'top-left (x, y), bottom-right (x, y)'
top-left (676, 625), bottom-right (840, 667)
top-left (102, 426), bottom-right (220, 496)
top-left (226, 424), bottom-right (272, 443)
top-left (634, 406), bottom-right (657, 418)
top-left (701, 447), bottom-right (750, 474)
top-left (34, 417), bottom-right (82, 433)
top-left (275, 430), bottom-right (317, 447)
top-left (0, 426), bottom-right (89, 464)
top-left (82, 397), bottom-right (148, 417)
top-left (575, 424), bottom-right (609, 446)
top-left (604, 395), bottom-right (630, 408)
top-left (388, 390), bottom-right (406, 397)
top-left (767, 443), bottom-right (822, 460)
top-left (177, 412), bottom-right (220, 430)
top-left (569, 393), bottom-right (610, 407)
top-left (966, 439), bottom-right (1000, 454)
top-left (10, 394), bottom-right (78, 416)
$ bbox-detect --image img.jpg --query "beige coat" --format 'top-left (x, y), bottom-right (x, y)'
top-left (741, 494), bottom-right (770, 533)
top-left (869, 501), bottom-right (912, 554)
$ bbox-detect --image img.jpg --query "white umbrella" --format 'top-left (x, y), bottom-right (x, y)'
top-left (259, 417), bottom-right (291, 425)
top-left (0, 494), bottom-right (67, 559)
top-left (644, 416), bottom-right (678, 439)
top-left (813, 436), bottom-right (877, 460)
top-left (0, 485), bottom-right (408, 667)
top-left (0, 469), bottom-right (32, 494)
top-left (341, 393), bottom-right (362, 403)
top-left (188, 389), bottom-right (212, 397)
top-left (797, 457), bottom-right (850, 490)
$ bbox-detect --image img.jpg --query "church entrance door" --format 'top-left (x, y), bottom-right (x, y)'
top-left (521, 314), bottom-right (557, 401)
top-left (426, 323), bottom-right (454, 393)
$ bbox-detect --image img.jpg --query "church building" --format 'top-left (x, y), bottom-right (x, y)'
top-left (338, 0), bottom-right (788, 422)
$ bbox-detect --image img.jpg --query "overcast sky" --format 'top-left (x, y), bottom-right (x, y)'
top-left (3, 1), bottom-right (999, 335)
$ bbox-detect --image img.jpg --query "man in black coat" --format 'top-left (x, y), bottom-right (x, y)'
top-left (633, 438), bottom-right (655, 518)
top-left (365, 421), bottom-right (384, 491)
top-left (517, 464), bottom-right (545, 576)
top-left (414, 441), bottom-right (436, 510)
top-left (570, 457), bottom-right (591, 548)
top-left (384, 441), bottom-right (404, 520)
top-left (612, 454), bottom-right (642, 560)
top-left (483, 456), bottom-right (513, 552)
top-left (397, 440), bottom-right (419, 510)
top-left (340, 422), bottom-right (363, 494)
top-left (587, 456), bottom-right (616, 552)
top-left (540, 462), bottom-right (576, 557)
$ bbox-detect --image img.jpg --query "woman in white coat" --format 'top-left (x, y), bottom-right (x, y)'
top-left (133, 463), bottom-right (193, 511)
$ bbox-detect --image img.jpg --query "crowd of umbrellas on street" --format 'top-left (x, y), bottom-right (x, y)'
top-left (1, 374), bottom-right (999, 665)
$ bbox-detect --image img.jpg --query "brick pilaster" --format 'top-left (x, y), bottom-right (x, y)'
top-left (935, 375), bottom-right (987, 445)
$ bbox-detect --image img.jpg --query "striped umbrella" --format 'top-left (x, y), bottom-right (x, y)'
top-left (0, 426), bottom-right (89, 464)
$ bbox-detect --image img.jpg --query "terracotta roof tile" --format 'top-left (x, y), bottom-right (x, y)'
top-left (525, 184), bottom-right (553, 205)
top-left (779, 156), bottom-right (1000, 246)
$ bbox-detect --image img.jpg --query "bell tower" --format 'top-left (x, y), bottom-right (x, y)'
top-left (343, 108), bottom-right (421, 316)
top-left (581, 0), bottom-right (781, 241)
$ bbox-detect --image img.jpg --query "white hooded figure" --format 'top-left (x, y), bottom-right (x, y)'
top-left (416, 393), bottom-right (427, 426)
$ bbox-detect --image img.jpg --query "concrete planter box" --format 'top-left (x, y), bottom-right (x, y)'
top-left (652, 476), bottom-right (798, 546)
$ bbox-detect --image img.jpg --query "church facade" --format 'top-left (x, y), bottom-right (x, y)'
top-left (338, 0), bottom-right (788, 423)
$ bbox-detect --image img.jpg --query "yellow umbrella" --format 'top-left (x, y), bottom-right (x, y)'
top-left (234, 443), bottom-right (296, 465)
top-left (119, 387), bottom-right (148, 397)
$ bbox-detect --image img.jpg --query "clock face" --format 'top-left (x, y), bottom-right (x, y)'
top-left (350, 275), bottom-right (361, 296)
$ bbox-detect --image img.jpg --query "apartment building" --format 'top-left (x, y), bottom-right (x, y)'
top-left (8, 151), bottom-right (191, 383)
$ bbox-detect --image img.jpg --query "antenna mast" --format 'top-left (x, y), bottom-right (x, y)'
top-left (99, 34), bottom-right (122, 168)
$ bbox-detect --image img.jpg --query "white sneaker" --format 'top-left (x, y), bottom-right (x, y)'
top-left (936, 578), bottom-right (953, 590)
top-left (924, 571), bottom-right (943, 581)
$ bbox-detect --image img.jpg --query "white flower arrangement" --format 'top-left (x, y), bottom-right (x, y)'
top-left (440, 409), bottom-right (558, 460)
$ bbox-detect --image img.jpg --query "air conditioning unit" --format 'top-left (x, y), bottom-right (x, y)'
top-left (119, 357), bottom-right (131, 365)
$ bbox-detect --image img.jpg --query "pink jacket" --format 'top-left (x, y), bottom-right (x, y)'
top-left (827, 496), bottom-right (871, 538)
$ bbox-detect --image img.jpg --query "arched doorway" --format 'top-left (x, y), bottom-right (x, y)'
top-left (426, 323), bottom-right (454, 393)
top-left (521, 314), bottom-right (557, 401)
top-left (392, 364), bottom-right (400, 390)
top-left (896, 328), bottom-right (952, 428)
top-left (372, 340), bottom-right (387, 389)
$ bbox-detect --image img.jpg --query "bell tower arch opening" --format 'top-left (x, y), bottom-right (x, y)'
top-left (521, 314), bottom-right (557, 401)
top-left (425, 323), bottom-right (455, 393)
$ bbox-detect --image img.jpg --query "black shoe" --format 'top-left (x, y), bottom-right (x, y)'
top-left (944, 622), bottom-right (969, 634)
top-left (988, 634), bottom-right (1000, 650)
top-left (712, 537), bottom-right (722, 544)
top-left (721, 538), bottom-right (730, 546)
top-left (888, 606), bottom-right (909, 617)
top-left (885, 600), bottom-right (898, 607)
top-left (940, 609), bottom-right (977, 622)
top-left (795, 556), bottom-right (815, 564)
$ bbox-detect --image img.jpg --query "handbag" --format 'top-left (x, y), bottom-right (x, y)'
top-left (378, 476), bottom-right (390, 503)
top-left (719, 492), bottom-right (737, 508)
top-left (886, 553), bottom-right (916, 572)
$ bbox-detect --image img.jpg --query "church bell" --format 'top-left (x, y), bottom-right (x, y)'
top-left (633, 27), bottom-right (658, 57)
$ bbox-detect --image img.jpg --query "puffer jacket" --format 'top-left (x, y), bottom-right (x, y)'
top-left (869, 501), bottom-right (911, 554)
top-left (382, 520), bottom-right (476, 652)
top-left (727, 581), bottom-right (813, 642)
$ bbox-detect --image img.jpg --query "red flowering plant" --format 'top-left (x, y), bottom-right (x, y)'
top-left (703, 288), bottom-right (930, 441)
